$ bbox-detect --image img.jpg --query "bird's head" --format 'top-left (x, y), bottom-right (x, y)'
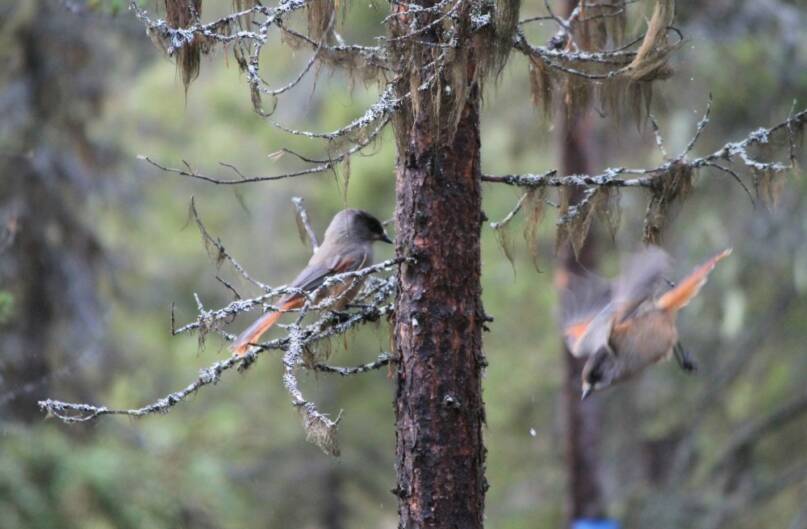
top-left (580, 347), bottom-right (619, 400)
top-left (329, 208), bottom-right (392, 245)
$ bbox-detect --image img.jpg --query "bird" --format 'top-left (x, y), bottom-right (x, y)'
top-left (230, 208), bottom-right (392, 357)
top-left (560, 246), bottom-right (732, 399)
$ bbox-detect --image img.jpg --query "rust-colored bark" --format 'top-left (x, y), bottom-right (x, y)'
top-left (392, 33), bottom-right (486, 529)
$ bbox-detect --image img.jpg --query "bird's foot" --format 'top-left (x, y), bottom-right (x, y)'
top-left (673, 342), bottom-right (698, 374)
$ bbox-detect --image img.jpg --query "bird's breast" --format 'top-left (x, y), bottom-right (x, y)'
top-left (611, 311), bottom-right (678, 368)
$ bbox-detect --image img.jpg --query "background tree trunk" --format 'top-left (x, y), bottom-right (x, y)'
top-left (559, 111), bottom-right (607, 523)
top-left (392, 35), bottom-right (487, 529)
top-left (557, 0), bottom-right (608, 518)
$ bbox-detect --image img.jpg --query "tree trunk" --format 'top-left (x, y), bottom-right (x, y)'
top-left (557, 0), bottom-right (607, 516)
top-left (391, 28), bottom-right (487, 529)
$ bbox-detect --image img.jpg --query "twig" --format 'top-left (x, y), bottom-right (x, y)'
top-left (190, 197), bottom-right (269, 291)
top-left (291, 197), bottom-right (320, 252)
top-left (313, 352), bottom-right (394, 376)
top-left (136, 115), bottom-right (391, 186)
top-left (679, 93), bottom-right (712, 159)
top-left (489, 192), bottom-right (529, 230)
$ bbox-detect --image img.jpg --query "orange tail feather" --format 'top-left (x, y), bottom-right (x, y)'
top-left (657, 248), bottom-right (732, 313)
top-left (231, 297), bottom-right (304, 357)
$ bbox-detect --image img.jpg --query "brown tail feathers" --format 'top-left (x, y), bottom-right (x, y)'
top-left (231, 296), bottom-right (304, 357)
top-left (657, 248), bottom-right (732, 313)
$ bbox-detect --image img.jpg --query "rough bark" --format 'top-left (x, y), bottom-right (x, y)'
top-left (392, 34), bottom-right (487, 529)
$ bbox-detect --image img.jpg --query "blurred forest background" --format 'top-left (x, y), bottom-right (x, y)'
top-left (1, 0), bottom-right (806, 528)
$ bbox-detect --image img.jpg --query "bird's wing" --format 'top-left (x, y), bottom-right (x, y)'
top-left (656, 248), bottom-right (732, 313)
top-left (613, 245), bottom-right (672, 322)
top-left (561, 272), bottom-right (613, 358)
top-left (290, 247), bottom-right (368, 293)
top-left (568, 302), bottom-right (617, 358)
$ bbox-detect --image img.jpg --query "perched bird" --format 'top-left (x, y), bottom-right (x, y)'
top-left (231, 208), bottom-right (392, 357)
top-left (560, 246), bottom-right (732, 399)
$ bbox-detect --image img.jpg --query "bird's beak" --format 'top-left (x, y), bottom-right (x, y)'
top-left (380, 232), bottom-right (393, 244)
top-left (581, 385), bottom-right (593, 401)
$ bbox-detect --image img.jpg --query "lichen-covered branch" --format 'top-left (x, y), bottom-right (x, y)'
top-left (39, 198), bottom-right (408, 455)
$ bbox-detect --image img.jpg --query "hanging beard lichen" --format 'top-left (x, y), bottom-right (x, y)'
top-left (307, 0), bottom-right (337, 43)
top-left (556, 186), bottom-right (605, 258)
top-left (574, 0), bottom-right (626, 51)
top-left (752, 168), bottom-right (784, 210)
top-left (643, 161), bottom-right (693, 244)
top-left (444, 45), bottom-right (473, 141)
top-left (523, 187), bottom-right (548, 271)
top-left (493, 215), bottom-right (517, 273)
top-left (162, 0), bottom-right (209, 92)
top-left (299, 403), bottom-right (341, 456)
top-left (625, 0), bottom-right (676, 82)
top-left (524, 1), bottom-right (677, 124)
top-left (232, 0), bottom-right (257, 72)
top-left (528, 56), bottom-right (553, 118)
top-left (562, 74), bottom-right (592, 123)
top-left (596, 186), bottom-right (622, 241)
top-left (490, 0), bottom-right (521, 75)
top-left (599, 0), bottom-right (678, 126)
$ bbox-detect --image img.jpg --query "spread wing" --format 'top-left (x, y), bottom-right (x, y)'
top-left (656, 248), bottom-right (732, 313)
top-left (562, 246), bottom-right (670, 358)
top-left (561, 271), bottom-right (612, 358)
top-left (612, 245), bottom-right (671, 322)
top-left (570, 302), bottom-right (617, 358)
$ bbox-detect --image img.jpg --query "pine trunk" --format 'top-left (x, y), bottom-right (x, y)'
top-left (391, 29), bottom-right (487, 529)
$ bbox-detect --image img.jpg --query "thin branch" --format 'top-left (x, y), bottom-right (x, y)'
top-left (679, 93), bottom-right (712, 159)
top-left (291, 197), bottom-right (320, 252)
top-left (313, 352), bottom-right (394, 376)
top-left (482, 168), bottom-right (653, 188)
top-left (39, 355), bottom-right (240, 423)
top-left (172, 257), bottom-right (406, 337)
top-left (136, 115), bottom-right (391, 186)
top-left (489, 192), bottom-right (529, 230)
top-left (189, 197), bottom-right (268, 291)
top-left (273, 85), bottom-right (399, 140)
top-left (649, 114), bottom-right (669, 158)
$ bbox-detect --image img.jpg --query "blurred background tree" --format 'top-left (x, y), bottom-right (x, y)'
top-left (1, 0), bottom-right (806, 528)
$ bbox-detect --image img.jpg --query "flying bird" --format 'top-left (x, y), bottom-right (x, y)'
top-left (561, 246), bottom-right (732, 399)
top-left (231, 208), bottom-right (392, 357)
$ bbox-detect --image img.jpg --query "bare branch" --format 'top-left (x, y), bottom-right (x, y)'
top-left (679, 93), bottom-right (712, 159)
top-left (136, 115), bottom-right (390, 186)
top-left (649, 114), bottom-right (669, 158)
top-left (291, 197), bottom-right (320, 252)
top-left (313, 352), bottom-right (394, 376)
top-left (39, 355), bottom-right (239, 423)
top-left (489, 193), bottom-right (529, 230)
top-left (189, 197), bottom-right (269, 291)
top-left (274, 86), bottom-right (400, 140)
